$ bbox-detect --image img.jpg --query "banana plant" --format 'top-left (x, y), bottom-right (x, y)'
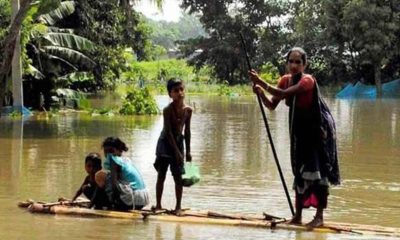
top-left (25, 0), bottom-right (95, 82)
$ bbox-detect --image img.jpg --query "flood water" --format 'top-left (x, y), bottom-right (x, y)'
top-left (0, 95), bottom-right (399, 239)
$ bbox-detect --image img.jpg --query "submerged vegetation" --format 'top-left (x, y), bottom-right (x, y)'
top-left (119, 87), bottom-right (159, 115)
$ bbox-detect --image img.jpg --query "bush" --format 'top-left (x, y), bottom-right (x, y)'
top-left (119, 87), bottom-right (159, 115)
top-left (77, 98), bottom-right (91, 110)
top-left (259, 62), bottom-right (280, 84)
top-left (121, 59), bottom-right (219, 87)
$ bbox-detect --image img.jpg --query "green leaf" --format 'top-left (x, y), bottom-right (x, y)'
top-left (28, 23), bottom-right (48, 41)
top-left (58, 71), bottom-right (94, 83)
top-left (28, 64), bottom-right (45, 79)
top-left (46, 54), bottom-right (79, 71)
top-left (42, 33), bottom-right (95, 51)
top-left (47, 27), bottom-right (74, 33)
top-left (43, 46), bottom-right (96, 68)
top-left (38, 1), bottom-right (75, 25)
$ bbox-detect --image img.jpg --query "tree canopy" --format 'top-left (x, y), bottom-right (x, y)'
top-left (180, 0), bottom-right (400, 92)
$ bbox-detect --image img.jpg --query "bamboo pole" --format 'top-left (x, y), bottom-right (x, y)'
top-left (51, 206), bottom-right (142, 219)
top-left (207, 211), bottom-right (265, 221)
top-left (18, 199), bottom-right (90, 208)
top-left (239, 33), bottom-right (294, 216)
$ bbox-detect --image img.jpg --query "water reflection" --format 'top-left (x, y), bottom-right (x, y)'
top-left (154, 223), bottom-right (183, 240)
top-left (0, 120), bottom-right (24, 195)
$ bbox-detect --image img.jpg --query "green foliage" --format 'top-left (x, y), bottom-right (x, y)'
top-left (93, 46), bottom-right (128, 88)
top-left (119, 87), bottom-right (159, 115)
top-left (259, 62), bottom-right (280, 84)
top-left (217, 81), bottom-right (233, 97)
top-left (9, 110), bottom-right (22, 118)
top-left (55, 88), bottom-right (84, 98)
top-left (22, 0), bottom-right (95, 82)
top-left (135, 19), bottom-right (155, 61)
top-left (342, 1), bottom-right (399, 65)
top-left (0, 0), bottom-right (10, 41)
top-left (122, 58), bottom-right (253, 95)
top-left (58, 71), bottom-right (93, 83)
top-left (72, 0), bottom-right (126, 46)
top-left (123, 59), bottom-right (195, 84)
top-left (77, 97), bottom-right (91, 110)
top-left (38, 1), bottom-right (75, 25)
top-left (180, 1), bottom-right (287, 84)
top-left (5, 0), bottom-right (400, 104)
top-left (147, 45), bottom-right (167, 60)
top-left (215, 81), bottom-right (250, 97)
top-left (89, 107), bottom-right (114, 116)
top-left (55, 88), bottom-right (88, 109)
top-left (65, 0), bottom-right (158, 86)
top-left (192, 65), bottom-right (215, 82)
top-left (178, 0), bottom-right (400, 91)
top-left (43, 32), bottom-right (95, 51)
top-left (146, 13), bottom-right (206, 49)
top-left (0, 0), bottom-right (10, 65)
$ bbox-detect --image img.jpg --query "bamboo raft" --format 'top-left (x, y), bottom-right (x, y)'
top-left (18, 200), bottom-right (400, 237)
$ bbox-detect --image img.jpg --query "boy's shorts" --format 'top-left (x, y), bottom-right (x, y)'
top-left (154, 156), bottom-right (184, 177)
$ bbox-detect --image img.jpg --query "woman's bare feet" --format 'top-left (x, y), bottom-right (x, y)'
top-left (306, 216), bottom-right (323, 229)
top-left (173, 208), bottom-right (184, 216)
top-left (287, 215), bottom-right (302, 225)
top-left (151, 205), bottom-right (166, 213)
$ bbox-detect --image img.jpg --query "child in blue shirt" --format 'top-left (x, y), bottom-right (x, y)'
top-left (95, 137), bottom-right (149, 211)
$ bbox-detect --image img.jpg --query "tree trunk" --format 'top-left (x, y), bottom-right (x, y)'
top-left (12, 0), bottom-right (24, 107)
top-left (336, 42), bottom-right (345, 84)
top-left (374, 64), bottom-right (382, 98)
top-left (0, 0), bottom-right (32, 108)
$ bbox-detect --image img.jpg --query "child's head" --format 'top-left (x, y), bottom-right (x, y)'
top-left (167, 78), bottom-right (185, 101)
top-left (85, 152), bottom-right (102, 175)
top-left (285, 47), bottom-right (307, 75)
top-left (102, 137), bottom-right (128, 157)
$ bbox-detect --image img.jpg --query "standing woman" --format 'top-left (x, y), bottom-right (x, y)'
top-left (248, 47), bottom-right (340, 228)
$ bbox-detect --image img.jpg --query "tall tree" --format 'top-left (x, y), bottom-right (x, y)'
top-left (342, 0), bottom-right (400, 96)
top-left (11, 0), bottom-right (24, 108)
top-left (0, 0), bottom-right (32, 108)
top-left (147, 13), bottom-right (206, 49)
top-left (180, 0), bottom-right (286, 84)
top-left (57, 0), bottom-right (161, 87)
top-left (320, 0), bottom-right (352, 84)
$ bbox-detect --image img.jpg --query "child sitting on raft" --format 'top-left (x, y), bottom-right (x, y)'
top-left (72, 153), bottom-right (102, 201)
top-left (94, 137), bottom-right (149, 211)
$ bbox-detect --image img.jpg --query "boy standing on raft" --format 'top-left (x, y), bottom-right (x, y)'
top-left (154, 78), bottom-right (193, 215)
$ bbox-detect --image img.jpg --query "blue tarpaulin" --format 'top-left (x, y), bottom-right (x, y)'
top-left (336, 79), bottom-right (400, 98)
top-left (1, 106), bottom-right (32, 116)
